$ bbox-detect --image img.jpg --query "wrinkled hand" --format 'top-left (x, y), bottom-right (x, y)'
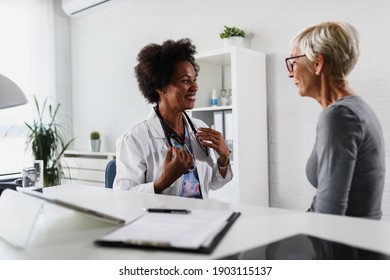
top-left (154, 147), bottom-right (193, 193)
top-left (196, 127), bottom-right (230, 166)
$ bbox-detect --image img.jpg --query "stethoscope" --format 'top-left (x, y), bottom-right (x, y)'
top-left (153, 105), bottom-right (209, 160)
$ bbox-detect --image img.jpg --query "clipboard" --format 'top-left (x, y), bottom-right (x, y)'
top-left (17, 187), bottom-right (126, 225)
top-left (95, 210), bottom-right (240, 254)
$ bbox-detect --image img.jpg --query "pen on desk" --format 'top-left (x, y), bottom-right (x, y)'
top-left (145, 208), bottom-right (191, 214)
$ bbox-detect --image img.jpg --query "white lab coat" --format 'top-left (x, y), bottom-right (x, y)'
top-left (113, 109), bottom-right (232, 198)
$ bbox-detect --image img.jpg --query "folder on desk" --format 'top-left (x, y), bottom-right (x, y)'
top-left (95, 210), bottom-right (240, 254)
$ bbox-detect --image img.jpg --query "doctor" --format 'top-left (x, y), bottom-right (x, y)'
top-left (114, 38), bottom-right (232, 199)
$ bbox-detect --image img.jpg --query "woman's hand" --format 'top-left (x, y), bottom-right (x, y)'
top-left (154, 147), bottom-right (193, 193)
top-left (196, 127), bottom-right (230, 176)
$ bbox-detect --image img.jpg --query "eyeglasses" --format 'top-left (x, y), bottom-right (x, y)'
top-left (285, 55), bottom-right (306, 72)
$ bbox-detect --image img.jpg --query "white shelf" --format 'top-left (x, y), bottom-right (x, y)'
top-left (64, 150), bottom-right (115, 159)
top-left (190, 106), bottom-right (232, 112)
top-left (62, 150), bottom-right (116, 187)
top-left (195, 46), bottom-right (263, 65)
top-left (192, 47), bottom-right (268, 207)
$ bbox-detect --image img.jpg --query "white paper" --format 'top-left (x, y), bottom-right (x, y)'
top-left (99, 210), bottom-right (233, 249)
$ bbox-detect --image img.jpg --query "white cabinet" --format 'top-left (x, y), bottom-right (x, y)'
top-left (62, 150), bottom-right (116, 187)
top-left (192, 46), bottom-right (268, 206)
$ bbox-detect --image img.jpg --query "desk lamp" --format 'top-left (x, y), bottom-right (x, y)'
top-left (0, 73), bottom-right (28, 194)
top-left (0, 73), bottom-right (27, 109)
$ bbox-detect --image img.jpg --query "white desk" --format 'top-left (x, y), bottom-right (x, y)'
top-left (1, 184), bottom-right (390, 259)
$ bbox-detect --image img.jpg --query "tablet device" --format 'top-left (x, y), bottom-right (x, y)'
top-left (220, 233), bottom-right (390, 260)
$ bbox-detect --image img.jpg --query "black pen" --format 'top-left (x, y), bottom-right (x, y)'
top-left (145, 208), bottom-right (191, 214)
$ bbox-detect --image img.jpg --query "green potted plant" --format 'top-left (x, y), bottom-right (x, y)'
top-left (90, 131), bottom-right (101, 152)
top-left (25, 96), bottom-right (74, 187)
top-left (219, 25), bottom-right (246, 47)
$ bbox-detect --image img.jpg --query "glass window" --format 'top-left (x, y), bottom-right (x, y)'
top-left (0, 0), bottom-right (55, 176)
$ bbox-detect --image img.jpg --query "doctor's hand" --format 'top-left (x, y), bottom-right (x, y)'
top-left (154, 147), bottom-right (193, 193)
top-left (196, 127), bottom-right (230, 167)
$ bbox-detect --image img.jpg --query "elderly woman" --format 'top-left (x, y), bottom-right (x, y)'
top-left (286, 22), bottom-right (385, 219)
top-left (114, 38), bottom-right (232, 198)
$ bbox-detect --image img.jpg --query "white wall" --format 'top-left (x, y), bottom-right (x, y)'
top-left (64, 0), bottom-right (390, 219)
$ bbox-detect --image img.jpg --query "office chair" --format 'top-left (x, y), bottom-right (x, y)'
top-left (104, 159), bottom-right (116, 189)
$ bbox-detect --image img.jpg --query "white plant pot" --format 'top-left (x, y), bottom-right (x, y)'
top-left (222, 37), bottom-right (244, 47)
top-left (90, 139), bottom-right (101, 152)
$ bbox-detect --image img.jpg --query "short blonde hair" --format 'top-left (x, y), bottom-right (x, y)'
top-left (291, 21), bottom-right (360, 79)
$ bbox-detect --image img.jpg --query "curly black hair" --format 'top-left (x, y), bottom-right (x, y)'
top-left (134, 38), bottom-right (199, 104)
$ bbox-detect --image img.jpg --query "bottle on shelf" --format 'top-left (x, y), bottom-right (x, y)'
top-left (210, 88), bottom-right (218, 107)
